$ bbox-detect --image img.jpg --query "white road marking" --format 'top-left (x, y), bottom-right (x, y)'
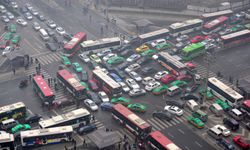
top-left (177, 128), bottom-right (185, 135)
top-left (195, 141), bottom-right (203, 147)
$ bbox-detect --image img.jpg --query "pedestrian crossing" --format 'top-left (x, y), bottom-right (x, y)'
top-left (35, 52), bottom-right (62, 66)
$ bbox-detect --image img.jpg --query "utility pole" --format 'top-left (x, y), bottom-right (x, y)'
top-left (200, 51), bottom-right (216, 109)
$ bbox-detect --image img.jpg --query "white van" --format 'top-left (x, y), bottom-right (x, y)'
top-left (1, 118), bottom-right (18, 130)
top-left (228, 108), bottom-right (243, 121)
top-left (186, 100), bottom-right (199, 111)
top-left (39, 29), bottom-right (49, 41)
top-left (209, 103), bottom-right (223, 116)
top-left (207, 127), bottom-right (222, 140)
top-left (142, 77), bottom-right (155, 85)
top-left (167, 85), bottom-right (181, 96)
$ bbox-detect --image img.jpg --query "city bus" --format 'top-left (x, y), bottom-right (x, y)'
top-left (92, 69), bottom-right (122, 97)
top-left (181, 42), bottom-right (206, 61)
top-left (63, 32), bottom-right (87, 56)
top-left (169, 19), bottom-right (203, 37)
top-left (57, 69), bottom-right (86, 100)
top-left (147, 131), bottom-right (181, 150)
top-left (112, 104), bottom-right (152, 139)
top-left (81, 37), bottom-right (121, 51)
top-left (202, 16), bottom-right (228, 35)
top-left (208, 77), bottom-right (243, 106)
top-left (201, 10), bottom-right (233, 21)
top-left (136, 28), bottom-right (169, 44)
top-left (20, 126), bottom-right (73, 147)
top-left (221, 29), bottom-right (250, 48)
top-left (0, 132), bottom-right (16, 150)
top-left (245, 23), bottom-right (250, 30)
top-left (32, 75), bottom-right (55, 105)
top-left (39, 108), bottom-right (91, 129)
top-left (158, 52), bottom-right (187, 76)
top-left (0, 102), bottom-right (26, 122)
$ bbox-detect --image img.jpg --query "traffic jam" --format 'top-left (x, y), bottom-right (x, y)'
top-left (0, 2), bottom-right (250, 150)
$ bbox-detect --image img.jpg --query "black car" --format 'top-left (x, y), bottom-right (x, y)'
top-left (120, 49), bottom-right (134, 57)
top-left (53, 36), bottom-right (66, 45)
top-left (63, 33), bottom-right (73, 41)
top-left (45, 42), bottom-right (57, 52)
top-left (136, 57), bottom-right (151, 65)
top-left (24, 114), bottom-right (42, 124)
top-left (77, 124), bottom-right (97, 135)
top-left (20, 6), bottom-right (28, 13)
top-left (180, 93), bottom-right (201, 101)
top-left (37, 14), bottom-right (45, 21)
top-left (45, 28), bottom-right (55, 37)
top-left (141, 67), bottom-right (156, 75)
top-left (223, 118), bottom-right (239, 131)
top-left (117, 62), bottom-right (130, 70)
top-left (166, 100), bottom-right (186, 108)
top-left (216, 138), bottom-right (235, 150)
top-left (152, 110), bottom-right (173, 121)
top-left (87, 91), bottom-right (102, 105)
top-left (81, 70), bottom-right (88, 81)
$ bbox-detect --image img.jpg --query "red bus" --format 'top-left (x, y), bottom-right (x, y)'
top-left (221, 29), bottom-right (250, 48)
top-left (33, 75), bottom-right (55, 105)
top-left (63, 32), bottom-right (87, 56)
top-left (202, 16), bottom-right (228, 35)
top-left (147, 131), bottom-right (181, 150)
top-left (57, 69), bottom-right (86, 100)
top-left (112, 104), bottom-right (152, 138)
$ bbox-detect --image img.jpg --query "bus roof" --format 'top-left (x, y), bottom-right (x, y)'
top-left (208, 77), bottom-right (243, 100)
top-left (138, 28), bottom-right (169, 39)
top-left (149, 131), bottom-right (181, 150)
top-left (169, 19), bottom-right (203, 30)
top-left (182, 42), bottom-right (204, 53)
top-left (57, 69), bottom-right (85, 91)
top-left (39, 108), bottom-right (90, 128)
top-left (93, 69), bottom-right (121, 89)
top-left (201, 10), bottom-right (233, 18)
top-left (0, 102), bottom-right (25, 114)
top-left (33, 75), bottom-right (54, 97)
top-left (81, 37), bottom-right (120, 48)
top-left (0, 133), bottom-right (14, 143)
top-left (64, 32), bottom-right (86, 50)
top-left (159, 52), bottom-right (186, 69)
top-left (203, 16), bottom-right (228, 29)
top-left (221, 29), bottom-right (250, 40)
top-left (20, 126), bottom-right (73, 138)
top-left (112, 104), bottom-right (151, 129)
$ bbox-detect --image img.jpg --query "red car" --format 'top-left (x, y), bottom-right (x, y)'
top-left (0, 40), bottom-right (10, 50)
top-left (176, 74), bottom-right (192, 82)
top-left (233, 135), bottom-right (250, 149)
top-left (161, 74), bottom-right (176, 84)
top-left (88, 79), bottom-right (99, 92)
top-left (190, 36), bottom-right (204, 43)
top-left (185, 62), bottom-right (196, 70)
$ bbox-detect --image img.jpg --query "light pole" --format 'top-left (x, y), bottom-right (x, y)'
top-left (200, 51), bottom-right (216, 109)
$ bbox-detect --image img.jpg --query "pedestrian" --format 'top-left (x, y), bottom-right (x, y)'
top-left (106, 128), bottom-right (109, 132)
top-left (100, 26), bottom-right (103, 35)
top-left (123, 134), bottom-right (127, 140)
top-left (48, 78), bottom-right (50, 85)
top-left (30, 57), bottom-right (33, 64)
top-left (29, 75), bottom-right (32, 81)
top-left (92, 115), bottom-right (95, 122)
top-left (54, 78), bottom-right (57, 83)
top-left (134, 137), bottom-right (137, 143)
top-left (83, 138), bottom-right (86, 146)
top-left (13, 69), bottom-right (16, 75)
top-left (35, 58), bottom-right (38, 64)
top-left (89, 14), bottom-right (92, 22)
top-left (38, 63), bottom-right (41, 70)
top-left (118, 142), bottom-right (121, 150)
top-left (128, 144), bottom-right (131, 150)
top-left (74, 144), bottom-right (76, 150)
top-left (236, 79), bottom-right (239, 87)
top-left (64, 145), bottom-right (68, 150)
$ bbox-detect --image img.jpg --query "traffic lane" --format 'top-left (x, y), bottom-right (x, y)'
top-left (163, 123), bottom-right (216, 150)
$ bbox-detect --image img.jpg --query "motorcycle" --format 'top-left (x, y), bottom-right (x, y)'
top-left (19, 79), bottom-right (28, 88)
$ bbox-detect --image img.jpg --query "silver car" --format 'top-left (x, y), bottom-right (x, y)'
top-left (84, 99), bottom-right (98, 111)
top-left (129, 88), bottom-right (146, 97)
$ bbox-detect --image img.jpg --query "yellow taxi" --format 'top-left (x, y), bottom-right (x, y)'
top-left (135, 44), bottom-right (149, 53)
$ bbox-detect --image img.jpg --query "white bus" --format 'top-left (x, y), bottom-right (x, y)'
top-left (39, 108), bottom-right (91, 129)
top-left (20, 126), bottom-right (73, 147)
top-left (208, 77), bottom-right (243, 106)
top-left (201, 10), bottom-right (233, 21)
top-left (138, 28), bottom-right (169, 43)
top-left (169, 19), bottom-right (203, 37)
top-left (81, 37), bottom-right (121, 51)
top-left (0, 102), bottom-right (26, 122)
top-left (92, 69), bottom-right (122, 97)
top-left (0, 132), bottom-right (15, 150)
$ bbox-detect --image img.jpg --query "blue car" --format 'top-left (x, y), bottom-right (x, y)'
top-left (109, 73), bottom-right (122, 82)
top-left (100, 102), bottom-right (114, 111)
top-left (217, 138), bottom-right (235, 150)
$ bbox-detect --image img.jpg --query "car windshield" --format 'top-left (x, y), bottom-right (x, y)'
top-left (89, 102), bottom-right (95, 106)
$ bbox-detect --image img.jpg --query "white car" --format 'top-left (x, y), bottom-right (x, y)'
top-left (176, 35), bottom-right (189, 42)
top-left (119, 82), bottom-right (130, 93)
top-left (129, 71), bottom-right (142, 82)
top-left (126, 54), bottom-right (141, 62)
top-left (164, 105), bottom-right (183, 116)
top-left (47, 19), bottom-right (57, 29)
top-left (2, 46), bottom-right (13, 56)
top-left (84, 99), bottom-right (98, 111)
top-left (154, 71), bottom-right (169, 80)
top-left (152, 54), bottom-right (158, 60)
top-left (56, 27), bottom-right (66, 35)
top-left (102, 53), bottom-right (117, 61)
top-left (125, 63), bottom-right (141, 73)
top-left (129, 88), bottom-right (146, 97)
top-left (126, 78), bottom-right (140, 89)
top-left (142, 77), bottom-right (155, 85)
top-left (79, 53), bottom-right (90, 63)
top-left (16, 18), bottom-right (27, 26)
top-left (10, 2), bottom-right (18, 9)
top-left (24, 12), bottom-right (32, 20)
top-left (98, 91), bottom-right (109, 102)
top-left (145, 81), bottom-right (161, 91)
top-left (32, 22), bottom-right (41, 31)
top-left (6, 12), bottom-right (14, 20)
top-left (214, 125), bottom-right (231, 137)
top-left (97, 49), bottom-right (112, 57)
top-left (151, 39), bottom-right (166, 47)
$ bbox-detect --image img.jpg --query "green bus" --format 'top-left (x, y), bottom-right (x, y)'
top-left (245, 23), bottom-right (250, 30)
top-left (181, 42), bottom-right (206, 61)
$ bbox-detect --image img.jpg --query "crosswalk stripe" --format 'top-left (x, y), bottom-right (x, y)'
top-left (169, 120), bottom-right (176, 125)
top-left (147, 119), bottom-right (161, 131)
top-left (150, 118), bottom-right (166, 129)
top-left (172, 118), bottom-right (180, 124)
top-left (53, 53), bottom-right (61, 60)
top-left (175, 116), bottom-right (184, 122)
top-left (161, 120), bottom-right (172, 127)
top-left (45, 54), bottom-right (54, 63)
top-left (43, 55), bottom-right (52, 64)
top-left (38, 56), bottom-right (48, 65)
top-left (118, 129), bottom-right (133, 142)
top-left (153, 118), bottom-right (169, 128)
